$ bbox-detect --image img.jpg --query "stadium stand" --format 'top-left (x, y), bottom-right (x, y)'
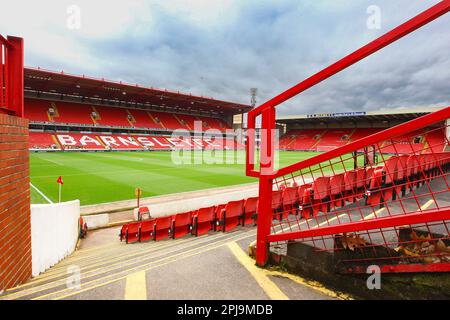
top-left (26, 97), bottom-right (232, 132)
top-left (93, 105), bottom-right (131, 127)
top-left (24, 99), bottom-right (52, 122)
top-left (118, 152), bottom-right (450, 245)
top-left (150, 111), bottom-right (182, 130)
top-left (280, 129), bottom-right (324, 150)
top-left (127, 109), bottom-right (160, 129)
top-left (56, 101), bottom-right (96, 125)
top-left (29, 132), bottom-right (60, 150)
top-left (279, 127), bottom-right (446, 154)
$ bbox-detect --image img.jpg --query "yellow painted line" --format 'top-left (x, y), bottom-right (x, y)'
top-left (312, 213), bottom-right (348, 228)
top-left (362, 207), bottom-right (386, 221)
top-left (38, 236), bottom-right (193, 275)
top-left (20, 238), bottom-right (185, 285)
top-left (30, 229), bottom-right (218, 279)
top-left (227, 242), bottom-right (289, 300)
top-left (77, 242), bottom-right (123, 254)
top-left (124, 271), bottom-right (147, 300)
top-left (362, 199), bottom-right (433, 221)
top-left (420, 199), bottom-right (434, 211)
top-left (267, 270), bottom-right (353, 300)
top-left (35, 232), bottom-right (257, 300)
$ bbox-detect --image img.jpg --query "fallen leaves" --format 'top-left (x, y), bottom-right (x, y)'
top-left (395, 231), bottom-right (450, 264)
top-left (341, 234), bottom-right (369, 251)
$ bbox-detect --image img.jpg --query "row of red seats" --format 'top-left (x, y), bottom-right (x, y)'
top-left (279, 128), bottom-right (445, 154)
top-left (119, 197), bottom-right (259, 243)
top-left (25, 98), bottom-right (231, 131)
top-left (271, 153), bottom-right (450, 221)
top-left (119, 153), bottom-right (449, 244)
top-left (366, 153), bottom-right (450, 206)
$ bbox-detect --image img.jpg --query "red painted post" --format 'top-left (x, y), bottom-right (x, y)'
top-left (245, 1), bottom-right (450, 267)
top-left (255, 176), bottom-right (273, 266)
top-left (255, 108), bottom-right (276, 266)
top-left (7, 36), bottom-right (24, 117)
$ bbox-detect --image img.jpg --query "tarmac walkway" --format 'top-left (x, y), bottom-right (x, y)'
top-left (0, 224), bottom-right (349, 300)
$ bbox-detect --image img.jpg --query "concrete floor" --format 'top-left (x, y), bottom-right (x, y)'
top-left (0, 224), bottom-right (342, 300)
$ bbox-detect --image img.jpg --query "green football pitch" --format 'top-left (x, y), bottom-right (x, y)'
top-left (29, 150), bottom-right (352, 206)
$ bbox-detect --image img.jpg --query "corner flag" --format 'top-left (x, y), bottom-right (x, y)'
top-left (56, 176), bottom-right (63, 202)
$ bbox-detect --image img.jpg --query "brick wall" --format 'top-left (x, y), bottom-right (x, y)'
top-left (0, 114), bottom-right (31, 291)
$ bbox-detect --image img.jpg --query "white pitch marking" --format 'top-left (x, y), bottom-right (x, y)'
top-left (30, 183), bottom-right (53, 204)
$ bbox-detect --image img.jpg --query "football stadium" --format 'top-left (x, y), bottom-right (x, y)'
top-left (1, 1), bottom-right (450, 306)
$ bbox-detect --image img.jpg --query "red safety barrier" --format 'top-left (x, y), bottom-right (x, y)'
top-left (0, 35), bottom-right (23, 117)
top-left (245, 1), bottom-right (450, 268)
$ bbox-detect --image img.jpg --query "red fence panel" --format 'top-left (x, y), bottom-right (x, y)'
top-left (0, 35), bottom-right (24, 117)
top-left (245, 1), bottom-right (450, 269)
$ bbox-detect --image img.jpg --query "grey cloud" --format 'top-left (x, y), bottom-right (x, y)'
top-left (12, 0), bottom-right (450, 115)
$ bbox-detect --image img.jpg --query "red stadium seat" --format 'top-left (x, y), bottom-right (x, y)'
top-left (395, 155), bottom-right (409, 198)
top-left (272, 190), bottom-right (283, 220)
top-left (355, 168), bottom-right (366, 199)
top-left (119, 225), bottom-right (127, 242)
top-left (298, 183), bottom-right (312, 218)
top-left (281, 187), bottom-right (299, 219)
top-left (366, 157), bottom-right (398, 206)
top-left (217, 200), bottom-right (244, 232)
top-left (344, 170), bottom-right (357, 203)
top-left (138, 206), bottom-right (151, 221)
top-left (242, 197), bottom-right (258, 226)
top-left (139, 219), bottom-right (156, 242)
top-left (125, 222), bottom-right (140, 244)
top-left (153, 216), bottom-right (173, 241)
top-left (172, 211), bottom-right (193, 239)
top-left (406, 155), bottom-right (420, 190)
top-left (311, 177), bottom-right (331, 216)
top-left (330, 173), bottom-right (345, 208)
top-left (192, 206), bottom-right (215, 236)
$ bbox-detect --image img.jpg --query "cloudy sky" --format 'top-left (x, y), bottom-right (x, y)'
top-left (1, 0), bottom-right (449, 116)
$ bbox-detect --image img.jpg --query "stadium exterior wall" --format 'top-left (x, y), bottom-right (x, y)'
top-left (0, 114), bottom-right (31, 291)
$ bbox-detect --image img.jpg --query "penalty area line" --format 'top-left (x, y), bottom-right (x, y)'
top-left (30, 183), bottom-right (53, 204)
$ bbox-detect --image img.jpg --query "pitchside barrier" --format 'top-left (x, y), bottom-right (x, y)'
top-left (246, 1), bottom-right (450, 271)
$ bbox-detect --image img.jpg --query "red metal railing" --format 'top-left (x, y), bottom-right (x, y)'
top-left (246, 1), bottom-right (450, 268)
top-left (0, 35), bottom-right (24, 117)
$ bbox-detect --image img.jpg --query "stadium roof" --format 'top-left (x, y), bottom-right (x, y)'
top-left (276, 107), bottom-right (443, 125)
top-left (24, 67), bottom-right (252, 116)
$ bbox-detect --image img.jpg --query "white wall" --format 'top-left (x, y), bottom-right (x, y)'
top-left (31, 200), bottom-right (80, 277)
top-left (133, 188), bottom-right (258, 220)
